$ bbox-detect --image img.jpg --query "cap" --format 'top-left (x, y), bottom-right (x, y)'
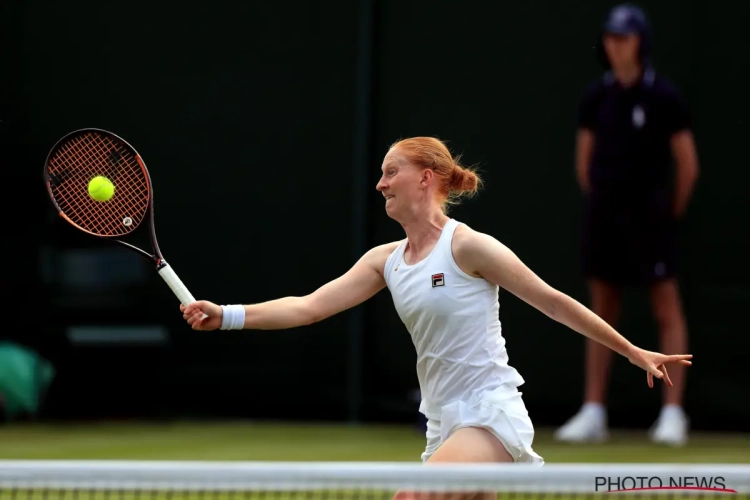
top-left (603, 4), bottom-right (647, 35)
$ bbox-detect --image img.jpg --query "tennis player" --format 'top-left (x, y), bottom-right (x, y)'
top-left (181, 137), bottom-right (692, 466)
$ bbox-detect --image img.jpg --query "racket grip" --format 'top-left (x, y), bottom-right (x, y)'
top-left (157, 262), bottom-right (208, 320)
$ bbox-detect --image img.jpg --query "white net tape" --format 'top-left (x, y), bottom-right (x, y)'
top-left (0, 461), bottom-right (748, 495)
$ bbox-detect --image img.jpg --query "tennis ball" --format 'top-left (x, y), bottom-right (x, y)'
top-left (88, 176), bottom-right (115, 202)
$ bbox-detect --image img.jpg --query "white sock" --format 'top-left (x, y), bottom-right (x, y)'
top-left (660, 404), bottom-right (684, 419)
top-left (581, 402), bottom-right (606, 420)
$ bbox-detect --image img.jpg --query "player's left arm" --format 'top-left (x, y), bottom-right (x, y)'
top-left (453, 227), bottom-right (635, 357)
top-left (453, 226), bottom-right (692, 387)
top-left (453, 227), bottom-right (692, 384)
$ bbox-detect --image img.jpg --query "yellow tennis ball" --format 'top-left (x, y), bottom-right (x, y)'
top-left (88, 176), bottom-right (115, 202)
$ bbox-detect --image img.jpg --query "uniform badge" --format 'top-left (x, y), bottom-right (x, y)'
top-left (632, 105), bottom-right (646, 128)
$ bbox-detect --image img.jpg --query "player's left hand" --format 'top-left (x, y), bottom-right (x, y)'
top-left (627, 347), bottom-right (693, 388)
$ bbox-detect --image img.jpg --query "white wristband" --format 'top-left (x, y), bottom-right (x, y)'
top-left (220, 305), bottom-right (246, 330)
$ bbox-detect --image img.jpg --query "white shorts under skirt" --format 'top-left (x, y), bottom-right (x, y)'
top-left (420, 385), bottom-right (545, 464)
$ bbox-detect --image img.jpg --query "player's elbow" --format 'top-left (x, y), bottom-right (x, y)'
top-left (541, 288), bottom-right (567, 321)
top-left (297, 296), bottom-right (327, 326)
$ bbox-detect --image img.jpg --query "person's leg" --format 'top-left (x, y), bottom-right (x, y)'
top-left (555, 279), bottom-right (621, 442)
top-left (393, 419), bottom-right (465, 500)
top-left (396, 388), bottom-right (542, 500)
top-left (641, 199), bottom-right (689, 446)
top-left (392, 428), bottom-right (511, 500)
top-left (556, 190), bottom-right (626, 442)
top-left (648, 278), bottom-right (689, 445)
top-left (427, 426), bottom-right (514, 463)
top-left (584, 279), bottom-right (622, 404)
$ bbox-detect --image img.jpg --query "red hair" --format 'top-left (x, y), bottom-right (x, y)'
top-left (391, 137), bottom-right (482, 210)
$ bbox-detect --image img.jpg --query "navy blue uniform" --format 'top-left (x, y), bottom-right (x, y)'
top-left (578, 69), bottom-right (692, 286)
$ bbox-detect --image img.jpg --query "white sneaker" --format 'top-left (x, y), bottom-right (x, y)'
top-left (554, 403), bottom-right (609, 443)
top-left (649, 405), bottom-right (689, 446)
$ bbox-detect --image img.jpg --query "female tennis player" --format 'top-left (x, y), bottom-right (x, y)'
top-left (181, 137), bottom-right (692, 466)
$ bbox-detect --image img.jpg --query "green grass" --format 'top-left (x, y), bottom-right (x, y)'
top-left (0, 422), bottom-right (747, 463)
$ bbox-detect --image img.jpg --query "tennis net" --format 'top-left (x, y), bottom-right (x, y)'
top-left (0, 461), bottom-right (748, 500)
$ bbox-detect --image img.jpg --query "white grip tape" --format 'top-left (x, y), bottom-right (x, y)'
top-left (157, 264), bottom-right (208, 321)
top-left (157, 264), bottom-right (196, 305)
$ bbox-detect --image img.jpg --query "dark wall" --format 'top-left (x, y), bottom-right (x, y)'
top-left (2, 0), bottom-right (749, 430)
top-left (4, 0), bottom-right (363, 420)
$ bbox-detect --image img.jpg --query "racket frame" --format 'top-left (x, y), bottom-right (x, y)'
top-left (44, 127), bottom-right (200, 308)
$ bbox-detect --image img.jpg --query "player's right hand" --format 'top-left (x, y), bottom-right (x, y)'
top-left (180, 301), bottom-right (222, 331)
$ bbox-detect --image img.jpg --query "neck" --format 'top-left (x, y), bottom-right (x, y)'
top-left (400, 209), bottom-right (450, 257)
top-left (612, 64), bottom-right (642, 87)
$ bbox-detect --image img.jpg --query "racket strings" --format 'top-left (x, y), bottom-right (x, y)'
top-left (57, 138), bottom-right (145, 224)
top-left (47, 132), bottom-right (150, 236)
top-left (53, 139), bottom-right (145, 234)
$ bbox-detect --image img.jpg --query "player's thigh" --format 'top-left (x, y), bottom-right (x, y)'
top-left (428, 428), bottom-right (509, 500)
top-left (391, 428), bottom-right (507, 500)
top-left (427, 426), bottom-right (513, 463)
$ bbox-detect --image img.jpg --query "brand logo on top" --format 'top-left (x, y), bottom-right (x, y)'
top-left (431, 273), bottom-right (445, 287)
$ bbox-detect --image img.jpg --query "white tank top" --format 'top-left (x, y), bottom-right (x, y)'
top-left (383, 218), bottom-right (525, 420)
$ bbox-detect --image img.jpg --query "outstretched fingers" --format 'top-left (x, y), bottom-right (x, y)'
top-left (660, 364), bottom-right (673, 386)
top-left (666, 354), bottom-right (693, 366)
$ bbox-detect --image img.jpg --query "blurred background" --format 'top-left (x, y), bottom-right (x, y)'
top-left (0, 0), bottom-right (748, 464)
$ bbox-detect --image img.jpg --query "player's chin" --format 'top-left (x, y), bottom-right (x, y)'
top-left (384, 199), bottom-right (398, 216)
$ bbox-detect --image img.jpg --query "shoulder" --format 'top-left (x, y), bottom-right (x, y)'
top-left (451, 224), bottom-right (508, 277)
top-left (365, 240), bottom-right (403, 274)
top-left (452, 224), bottom-right (502, 255)
top-left (451, 223), bottom-right (481, 252)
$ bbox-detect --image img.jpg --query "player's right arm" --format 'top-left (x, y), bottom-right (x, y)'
top-left (181, 242), bottom-right (400, 331)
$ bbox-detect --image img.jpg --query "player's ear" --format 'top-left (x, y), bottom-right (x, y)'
top-left (421, 168), bottom-right (433, 187)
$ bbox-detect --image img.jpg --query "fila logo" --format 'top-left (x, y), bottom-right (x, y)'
top-left (431, 273), bottom-right (445, 287)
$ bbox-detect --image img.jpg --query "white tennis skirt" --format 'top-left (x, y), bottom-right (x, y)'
top-left (420, 384), bottom-right (544, 464)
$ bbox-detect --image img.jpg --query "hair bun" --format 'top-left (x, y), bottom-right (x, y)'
top-left (450, 165), bottom-right (479, 194)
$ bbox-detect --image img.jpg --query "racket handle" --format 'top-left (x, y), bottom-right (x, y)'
top-left (157, 262), bottom-right (208, 320)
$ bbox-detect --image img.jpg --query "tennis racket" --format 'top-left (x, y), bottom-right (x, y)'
top-left (44, 127), bottom-right (202, 312)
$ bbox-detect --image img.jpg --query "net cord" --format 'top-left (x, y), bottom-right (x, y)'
top-left (0, 461), bottom-right (748, 494)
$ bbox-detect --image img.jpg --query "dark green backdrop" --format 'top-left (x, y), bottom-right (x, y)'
top-left (1, 0), bottom-right (748, 430)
